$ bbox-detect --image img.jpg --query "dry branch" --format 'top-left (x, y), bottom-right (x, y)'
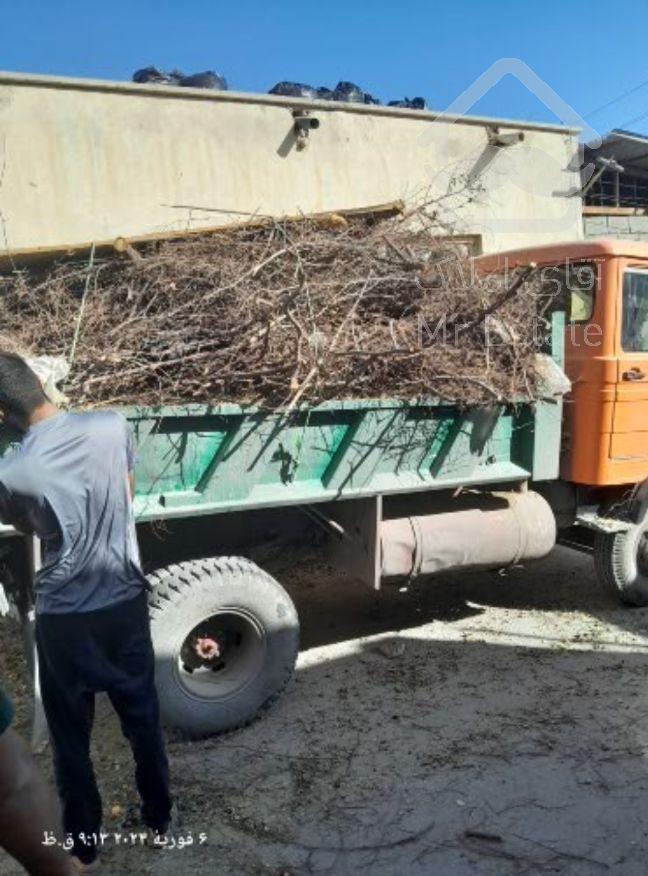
top-left (0, 207), bottom-right (554, 410)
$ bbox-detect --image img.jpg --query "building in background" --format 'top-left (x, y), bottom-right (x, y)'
top-left (583, 129), bottom-right (648, 239)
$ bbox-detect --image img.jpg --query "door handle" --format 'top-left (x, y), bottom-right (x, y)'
top-left (623, 368), bottom-right (647, 381)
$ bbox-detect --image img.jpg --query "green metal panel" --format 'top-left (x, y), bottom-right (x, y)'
top-left (124, 397), bottom-right (549, 522)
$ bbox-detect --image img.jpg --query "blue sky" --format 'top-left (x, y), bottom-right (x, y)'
top-left (2, 0), bottom-right (648, 138)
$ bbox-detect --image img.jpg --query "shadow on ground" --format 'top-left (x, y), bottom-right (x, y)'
top-left (2, 546), bottom-right (648, 875)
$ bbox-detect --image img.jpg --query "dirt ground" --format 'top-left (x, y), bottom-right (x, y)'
top-left (2, 545), bottom-right (648, 876)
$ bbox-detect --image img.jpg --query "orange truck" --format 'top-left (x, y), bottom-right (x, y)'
top-left (3, 235), bottom-right (648, 739)
top-left (481, 238), bottom-right (648, 607)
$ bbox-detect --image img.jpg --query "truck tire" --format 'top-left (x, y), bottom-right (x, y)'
top-left (148, 556), bottom-right (299, 738)
top-left (594, 521), bottom-right (648, 606)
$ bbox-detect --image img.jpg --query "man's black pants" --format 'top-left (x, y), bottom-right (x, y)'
top-left (36, 591), bottom-right (172, 862)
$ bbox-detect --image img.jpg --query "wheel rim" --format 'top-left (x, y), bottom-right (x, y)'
top-left (173, 609), bottom-right (267, 702)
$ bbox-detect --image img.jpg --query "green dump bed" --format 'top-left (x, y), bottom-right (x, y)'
top-left (128, 395), bottom-right (561, 522)
top-left (0, 396), bottom-right (562, 535)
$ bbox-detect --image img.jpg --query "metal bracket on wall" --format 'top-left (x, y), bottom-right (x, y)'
top-left (293, 110), bottom-right (320, 151)
top-left (486, 126), bottom-right (525, 147)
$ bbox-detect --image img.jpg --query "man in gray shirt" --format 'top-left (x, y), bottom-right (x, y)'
top-left (0, 353), bottom-right (172, 873)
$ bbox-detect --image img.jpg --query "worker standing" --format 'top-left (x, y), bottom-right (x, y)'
top-left (0, 353), bottom-right (173, 873)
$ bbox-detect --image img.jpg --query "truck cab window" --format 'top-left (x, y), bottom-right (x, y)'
top-left (541, 262), bottom-right (596, 322)
top-left (622, 270), bottom-right (648, 352)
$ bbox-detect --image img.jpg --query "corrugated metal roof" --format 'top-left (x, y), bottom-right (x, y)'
top-left (586, 129), bottom-right (648, 177)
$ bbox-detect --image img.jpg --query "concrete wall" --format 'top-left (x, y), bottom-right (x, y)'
top-left (584, 212), bottom-right (648, 241)
top-left (0, 73), bottom-right (584, 256)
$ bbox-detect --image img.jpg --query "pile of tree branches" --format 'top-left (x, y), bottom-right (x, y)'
top-left (0, 210), bottom-right (553, 409)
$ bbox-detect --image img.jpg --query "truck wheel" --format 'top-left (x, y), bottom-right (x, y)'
top-left (148, 556), bottom-right (299, 738)
top-left (594, 521), bottom-right (648, 606)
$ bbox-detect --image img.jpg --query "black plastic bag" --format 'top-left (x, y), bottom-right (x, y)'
top-left (132, 67), bottom-right (184, 85)
top-left (387, 97), bottom-right (426, 110)
top-left (269, 81), bottom-right (317, 99)
top-left (180, 71), bottom-right (228, 90)
top-left (315, 86), bottom-right (336, 101)
top-left (333, 81), bottom-right (365, 103)
top-left (331, 81), bottom-right (380, 105)
top-left (268, 79), bottom-right (382, 105)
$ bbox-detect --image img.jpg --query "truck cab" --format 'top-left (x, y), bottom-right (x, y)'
top-left (482, 239), bottom-right (648, 605)
top-left (483, 239), bottom-right (648, 486)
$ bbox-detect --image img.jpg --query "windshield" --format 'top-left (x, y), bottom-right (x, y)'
top-left (622, 270), bottom-right (648, 352)
top-left (541, 262), bottom-right (596, 322)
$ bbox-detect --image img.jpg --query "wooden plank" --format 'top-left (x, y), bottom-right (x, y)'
top-left (0, 199), bottom-right (405, 269)
top-left (583, 205), bottom-right (647, 216)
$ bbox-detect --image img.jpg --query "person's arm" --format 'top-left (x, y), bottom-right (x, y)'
top-left (0, 483), bottom-right (33, 535)
top-left (0, 717), bottom-right (73, 875)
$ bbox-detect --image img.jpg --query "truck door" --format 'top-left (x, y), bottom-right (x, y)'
top-left (611, 266), bottom-right (648, 461)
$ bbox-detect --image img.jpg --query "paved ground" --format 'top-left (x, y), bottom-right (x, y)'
top-left (2, 545), bottom-right (648, 875)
